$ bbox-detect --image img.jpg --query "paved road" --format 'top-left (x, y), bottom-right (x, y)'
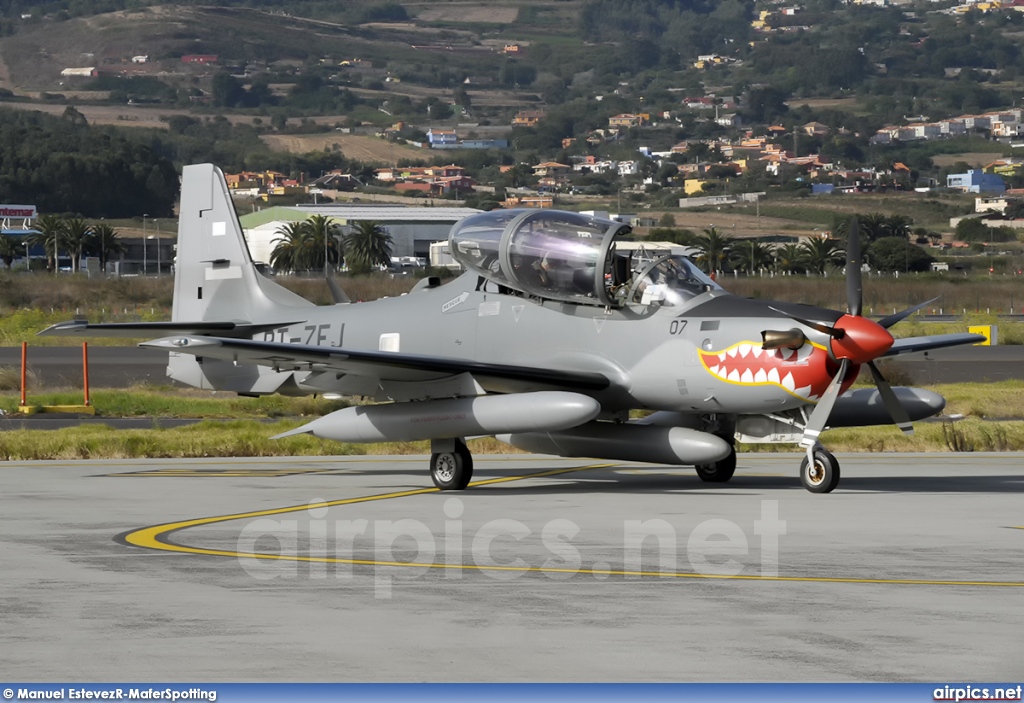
top-left (1, 453), bottom-right (1022, 681)
top-left (0, 346), bottom-right (173, 389)
top-left (3, 344), bottom-right (1024, 389)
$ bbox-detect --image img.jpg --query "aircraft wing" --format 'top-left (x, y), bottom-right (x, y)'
top-left (882, 332), bottom-right (986, 357)
top-left (139, 335), bottom-right (612, 392)
top-left (39, 320), bottom-right (304, 339)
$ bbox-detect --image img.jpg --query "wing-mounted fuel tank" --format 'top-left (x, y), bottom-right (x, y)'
top-left (273, 391), bottom-right (601, 442)
top-left (498, 423), bottom-right (733, 466)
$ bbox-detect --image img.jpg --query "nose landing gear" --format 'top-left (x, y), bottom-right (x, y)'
top-left (799, 446), bottom-right (840, 493)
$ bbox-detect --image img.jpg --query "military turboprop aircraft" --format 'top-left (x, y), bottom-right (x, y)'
top-left (42, 164), bottom-right (983, 493)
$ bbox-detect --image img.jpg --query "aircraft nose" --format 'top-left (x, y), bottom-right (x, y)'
top-left (830, 314), bottom-right (894, 364)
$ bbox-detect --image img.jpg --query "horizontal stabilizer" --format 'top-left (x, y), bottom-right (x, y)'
top-left (882, 332), bottom-right (986, 357)
top-left (38, 320), bottom-right (304, 338)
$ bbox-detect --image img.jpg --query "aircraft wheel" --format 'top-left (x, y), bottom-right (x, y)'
top-left (695, 446), bottom-right (737, 483)
top-left (430, 440), bottom-right (473, 491)
top-left (799, 449), bottom-right (840, 493)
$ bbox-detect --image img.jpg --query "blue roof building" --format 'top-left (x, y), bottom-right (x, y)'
top-left (947, 169), bottom-right (1006, 194)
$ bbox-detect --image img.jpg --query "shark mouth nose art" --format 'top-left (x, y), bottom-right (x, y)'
top-left (699, 342), bottom-right (833, 401)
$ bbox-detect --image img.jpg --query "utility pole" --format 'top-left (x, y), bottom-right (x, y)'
top-left (142, 214), bottom-right (148, 275)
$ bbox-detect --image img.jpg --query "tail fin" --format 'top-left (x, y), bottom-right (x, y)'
top-left (172, 163), bottom-right (313, 324)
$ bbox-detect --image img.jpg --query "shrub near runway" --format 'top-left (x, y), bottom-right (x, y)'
top-left (0, 422), bottom-right (517, 460)
top-left (0, 419), bottom-right (1022, 460)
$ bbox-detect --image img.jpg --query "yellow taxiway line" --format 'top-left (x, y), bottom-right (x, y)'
top-left (119, 462), bottom-right (1024, 588)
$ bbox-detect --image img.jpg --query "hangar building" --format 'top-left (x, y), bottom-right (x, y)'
top-left (238, 204), bottom-right (480, 264)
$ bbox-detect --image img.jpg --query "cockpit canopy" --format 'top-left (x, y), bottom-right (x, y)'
top-left (448, 209), bottom-right (720, 308)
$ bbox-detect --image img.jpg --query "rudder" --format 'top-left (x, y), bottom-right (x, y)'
top-left (172, 163), bottom-right (313, 323)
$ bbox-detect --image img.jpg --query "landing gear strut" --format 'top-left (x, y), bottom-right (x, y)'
top-left (799, 447), bottom-right (840, 493)
top-left (430, 438), bottom-right (473, 490)
top-left (695, 444), bottom-right (737, 483)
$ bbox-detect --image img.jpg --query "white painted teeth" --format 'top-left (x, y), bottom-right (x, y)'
top-left (727, 370), bottom-right (740, 382)
top-left (710, 365), bottom-right (720, 375)
top-left (795, 385), bottom-right (811, 398)
top-left (719, 353), bottom-right (727, 363)
top-left (781, 372), bottom-right (795, 391)
top-left (740, 369), bottom-right (754, 383)
top-left (738, 344), bottom-right (751, 358)
top-left (795, 344), bottom-right (813, 361)
top-left (754, 369), bottom-right (767, 383)
top-left (767, 368), bottom-right (781, 384)
top-left (786, 349), bottom-right (798, 361)
top-left (727, 348), bottom-right (738, 358)
top-left (752, 347), bottom-right (763, 358)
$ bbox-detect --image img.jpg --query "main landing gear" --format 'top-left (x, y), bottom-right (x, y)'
top-left (430, 438), bottom-right (474, 490)
top-left (695, 444), bottom-right (737, 483)
top-left (799, 446), bottom-right (841, 493)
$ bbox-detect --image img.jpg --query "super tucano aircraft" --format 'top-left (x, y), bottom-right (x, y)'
top-left (42, 164), bottom-right (983, 493)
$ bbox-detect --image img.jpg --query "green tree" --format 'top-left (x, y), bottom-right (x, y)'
top-left (867, 238), bottom-right (934, 273)
top-left (61, 217), bottom-right (91, 273)
top-left (29, 214), bottom-right (66, 273)
top-left (800, 236), bottom-right (844, 275)
top-left (693, 226), bottom-right (732, 274)
top-left (270, 221), bottom-right (312, 273)
top-left (303, 214), bottom-right (343, 273)
top-left (0, 233), bottom-right (19, 268)
top-left (956, 217), bottom-right (992, 242)
top-left (774, 243), bottom-right (805, 274)
top-left (344, 221), bottom-right (393, 274)
top-left (85, 223), bottom-right (125, 271)
top-left (886, 214), bottom-right (913, 240)
top-left (730, 240), bottom-right (773, 274)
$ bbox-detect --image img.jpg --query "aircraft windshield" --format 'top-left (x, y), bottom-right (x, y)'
top-left (619, 254), bottom-right (721, 307)
top-left (448, 209), bottom-right (720, 307)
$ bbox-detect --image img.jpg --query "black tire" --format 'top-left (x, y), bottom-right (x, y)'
top-left (696, 446), bottom-right (737, 483)
top-left (799, 449), bottom-right (841, 493)
top-left (430, 441), bottom-right (473, 490)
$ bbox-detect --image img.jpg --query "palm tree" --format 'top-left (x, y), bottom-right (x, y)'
top-left (886, 214), bottom-right (913, 241)
top-left (344, 220), bottom-right (393, 274)
top-left (0, 233), bottom-right (19, 268)
top-left (29, 214), bottom-right (65, 273)
top-left (304, 214), bottom-right (343, 273)
top-left (774, 243), bottom-right (805, 274)
top-left (61, 217), bottom-right (91, 273)
top-left (858, 212), bottom-right (890, 245)
top-left (801, 235), bottom-right (845, 275)
top-left (729, 240), bottom-right (773, 274)
top-left (270, 221), bottom-right (312, 274)
top-left (692, 226), bottom-right (732, 275)
top-left (85, 223), bottom-right (125, 271)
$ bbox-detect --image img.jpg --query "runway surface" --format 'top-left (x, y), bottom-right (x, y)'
top-left (4, 344), bottom-right (1024, 389)
top-left (1, 453), bottom-right (1022, 681)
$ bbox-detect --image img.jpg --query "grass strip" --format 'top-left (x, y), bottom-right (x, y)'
top-left (0, 419), bottom-right (1020, 461)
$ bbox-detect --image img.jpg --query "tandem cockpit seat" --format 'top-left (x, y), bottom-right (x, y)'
top-left (448, 209), bottom-right (721, 308)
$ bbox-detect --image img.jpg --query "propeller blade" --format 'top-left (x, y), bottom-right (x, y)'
top-left (768, 307), bottom-right (842, 338)
top-left (876, 297), bottom-right (940, 329)
top-left (846, 216), bottom-right (862, 317)
top-left (325, 266), bottom-right (351, 304)
top-left (799, 358), bottom-right (850, 449)
top-left (866, 361), bottom-right (914, 436)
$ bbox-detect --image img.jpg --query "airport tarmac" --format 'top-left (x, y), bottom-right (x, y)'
top-left (1, 453), bottom-right (1022, 682)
